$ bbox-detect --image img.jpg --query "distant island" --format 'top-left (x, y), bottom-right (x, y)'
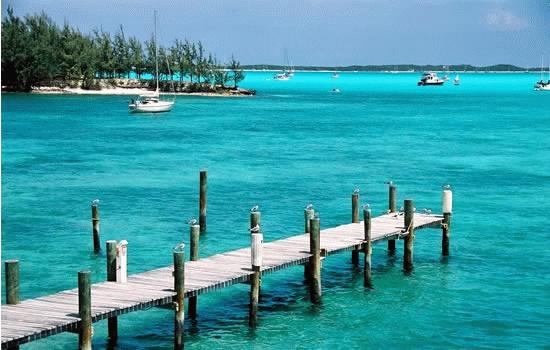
top-left (243, 64), bottom-right (539, 72)
top-left (1, 7), bottom-right (254, 96)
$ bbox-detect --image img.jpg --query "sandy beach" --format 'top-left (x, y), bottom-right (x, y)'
top-left (29, 86), bottom-right (253, 97)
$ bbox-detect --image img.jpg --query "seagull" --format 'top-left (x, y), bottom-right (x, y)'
top-left (250, 205), bottom-right (259, 213)
top-left (314, 212), bottom-right (320, 219)
top-left (422, 208), bottom-right (432, 215)
top-left (362, 204), bottom-right (370, 211)
top-left (250, 224), bottom-right (260, 233)
top-left (305, 203), bottom-right (314, 210)
top-left (173, 242), bottom-right (186, 252)
top-left (385, 180), bottom-right (394, 186)
top-left (443, 184), bottom-right (451, 190)
top-left (91, 199), bottom-right (100, 206)
top-left (187, 218), bottom-right (197, 225)
top-left (353, 188), bottom-right (360, 195)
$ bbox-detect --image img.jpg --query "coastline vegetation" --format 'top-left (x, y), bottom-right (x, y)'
top-left (1, 7), bottom-right (246, 93)
top-left (243, 64), bottom-right (536, 72)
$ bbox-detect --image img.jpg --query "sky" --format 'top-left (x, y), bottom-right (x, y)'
top-left (3, 0), bottom-right (549, 67)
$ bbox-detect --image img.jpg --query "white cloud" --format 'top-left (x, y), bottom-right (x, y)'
top-left (486, 9), bottom-right (528, 31)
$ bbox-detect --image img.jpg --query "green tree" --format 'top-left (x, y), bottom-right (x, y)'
top-left (113, 25), bottom-right (130, 78)
top-left (228, 55), bottom-right (245, 88)
top-left (128, 36), bottom-right (145, 79)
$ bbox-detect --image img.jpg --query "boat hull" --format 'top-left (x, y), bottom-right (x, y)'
top-left (129, 101), bottom-right (174, 113)
top-left (418, 81), bottom-right (445, 86)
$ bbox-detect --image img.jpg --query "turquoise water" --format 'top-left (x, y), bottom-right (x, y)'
top-left (2, 72), bottom-right (550, 349)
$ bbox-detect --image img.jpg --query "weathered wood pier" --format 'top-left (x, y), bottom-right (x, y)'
top-left (2, 175), bottom-right (453, 349)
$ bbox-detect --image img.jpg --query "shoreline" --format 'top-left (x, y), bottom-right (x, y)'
top-left (23, 86), bottom-right (254, 97)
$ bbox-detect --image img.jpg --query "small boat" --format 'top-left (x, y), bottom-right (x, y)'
top-left (453, 74), bottom-right (460, 85)
top-left (331, 73), bottom-right (340, 79)
top-left (129, 11), bottom-right (175, 113)
top-left (534, 56), bottom-right (550, 91)
top-left (417, 72), bottom-right (445, 86)
top-left (273, 72), bottom-right (291, 80)
top-left (331, 88), bottom-right (341, 93)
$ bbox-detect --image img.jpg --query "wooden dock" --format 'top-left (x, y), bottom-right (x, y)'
top-left (1, 212), bottom-right (443, 349)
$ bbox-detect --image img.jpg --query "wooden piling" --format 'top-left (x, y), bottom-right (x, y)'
top-left (173, 246), bottom-right (185, 350)
top-left (91, 201), bottom-right (100, 253)
top-left (78, 271), bottom-right (92, 350)
top-left (403, 199), bottom-right (414, 273)
top-left (351, 190), bottom-right (360, 265)
top-left (442, 186), bottom-right (453, 256)
top-left (199, 170), bottom-right (207, 233)
top-left (308, 216), bottom-right (322, 303)
top-left (106, 240), bottom-right (118, 342)
top-left (5, 260), bottom-right (19, 305)
top-left (388, 183), bottom-right (397, 255)
top-left (249, 232), bottom-right (263, 328)
top-left (250, 209), bottom-right (261, 231)
top-left (363, 207), bottom-right (373, 288)
top-left (188, 224), bottom-right (200, 319)
top-left (303, 206), bottom-right (315, 281)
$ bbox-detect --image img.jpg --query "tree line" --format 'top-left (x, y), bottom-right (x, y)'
top-left (1, 7), bottom-right (245, 91)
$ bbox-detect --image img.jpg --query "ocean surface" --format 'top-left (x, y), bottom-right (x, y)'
top-left (2, 72), bottom-right (550, 349)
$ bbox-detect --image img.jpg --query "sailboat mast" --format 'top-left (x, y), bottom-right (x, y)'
top-left (155, 10), bottom-right (159, 92)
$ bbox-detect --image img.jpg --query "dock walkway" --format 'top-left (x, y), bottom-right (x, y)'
top-left (2, 212), bottom-right (443, 348)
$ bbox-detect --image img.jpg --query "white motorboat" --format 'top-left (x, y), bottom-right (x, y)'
top-left (129, 11), bottom-right (175, 113)
top-left (331, 73), bottom-right (340, 79)
top-left (417, 72), bottom-right (445, 86)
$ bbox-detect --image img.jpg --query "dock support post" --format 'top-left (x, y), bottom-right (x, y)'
top-left (351, 190), bottom-right (360, 266)
top-left (303, 206), bottom-right (314, 282)
top-left (78, 271), bottom-right (92, 350)
top-left (106, 240), bottom-right (118, 342)
top-left (199, 170), bottom-right (207, 233)
top-left (363, 206), bottom-right (373, 288)
top-left (308, 216), bottom-right (322, 304)
top-left (442, 186), bottom-right (453, 256)
top-left (188, 224), bottom-right (200, 319)
top-left (403, 199), bottom-right (414, 273)
top-left (91, 200), bottom-right (100, 253)
top-left (5, 260), bottom-right (20, 305)
top-left (173, 244), bottom-right (185, 350)
top-left (249, 230), bottom-right (263, 328)
top-left (388, 182), bottom-right (397, 255)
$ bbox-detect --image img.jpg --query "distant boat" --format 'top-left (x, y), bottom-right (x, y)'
top-left (453, 74), bottom-right (460, 85)
top-left (129, 11), bottom-right (175, 113)
top-left (417, 72), bottom-right (445, 86)
top-left (534, 56), bottom-right (550, 91)
top-left (331, 88), bottom-right (341, 93)
top-left (274, 49), bottom-right (294, 80)
top-left (331, 72), bottom-right (340, 79)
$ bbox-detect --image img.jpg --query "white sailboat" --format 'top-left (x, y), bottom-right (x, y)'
top-left (453, 74), bottom-right (460, 85)
top-left (273, 49), bottom-right (294, 80)
top-left (129, 11), bottom-right (175, 113)
top-left (534, 56), bottom-right (550, 91)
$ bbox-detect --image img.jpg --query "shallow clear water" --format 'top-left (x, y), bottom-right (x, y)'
top-left (2, 72), bottom-right (550, 349)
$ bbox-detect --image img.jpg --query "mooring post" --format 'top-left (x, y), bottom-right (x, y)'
top-left (388, 182), bottom-right (397, 255)
top-left (5, 260), bottom-right (20, 305)
top-left (91, 200), bottom-right (101, 253)
top-left (403, 199), bottom-right (415, 273)
top-left (351, 189), bottom-right (360, 265)
top-left (304, 205), bottom-right (314, 282)
top-left (442, 185), bottom-right (453, 256)
top-left (363, 206), bottom-right (373, 288)
top-left (78, 271), bottom-right (92, 350)
top-left (308, 216), bottom-right (322, 303)
top-left (249, 229), bottom-right (263, 327)
top-left (199, 170), bottom-right (207, 233)
top-left (106, 240), bottom-right (118, 342)
top-left (173, 244), bottom-right (185, 350)
top-left (250, 206), bottom-right (261, 231)
top-left (188, 224), bottom-right (200, 319)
